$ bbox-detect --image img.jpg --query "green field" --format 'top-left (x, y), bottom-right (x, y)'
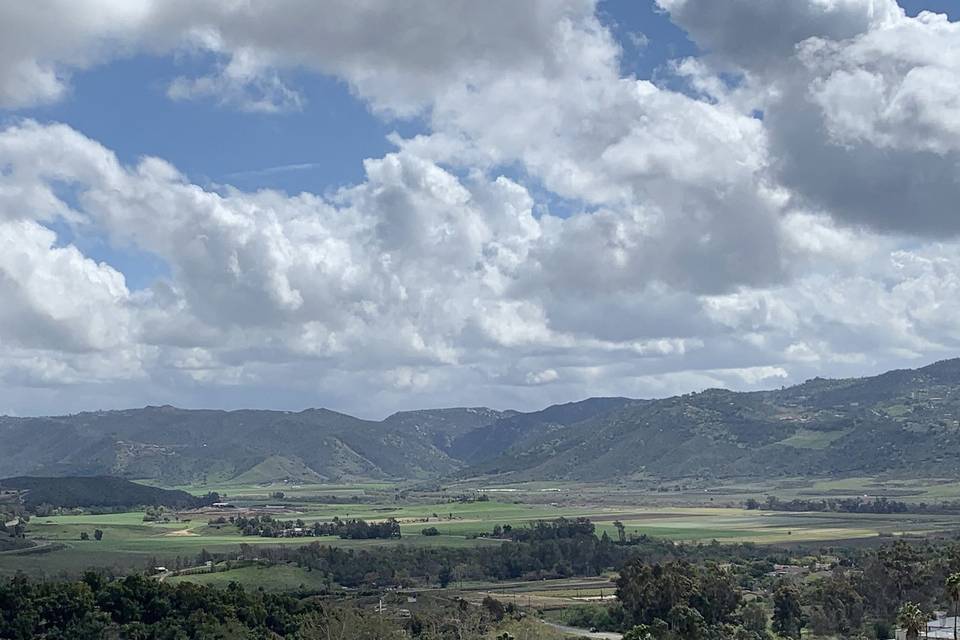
top-left (166, 562), bottom-right (332, 592)
top-left (6, 477), bottom-right (960, 579)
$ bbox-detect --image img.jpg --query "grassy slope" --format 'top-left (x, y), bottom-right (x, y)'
top-left (166, 563), bottom-right (331, 592)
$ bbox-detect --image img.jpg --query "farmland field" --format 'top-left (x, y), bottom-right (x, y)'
top-left (5, 478), bottom-right (960, 579)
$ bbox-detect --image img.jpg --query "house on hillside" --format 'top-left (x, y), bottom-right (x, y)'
top-left (767, 564), bottom-right (805, 578)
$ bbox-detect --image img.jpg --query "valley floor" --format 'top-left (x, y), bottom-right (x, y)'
top-left (5, 476), bottom-right (960, 578)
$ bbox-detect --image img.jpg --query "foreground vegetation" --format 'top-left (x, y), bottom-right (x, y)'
top-left (0, 572), bottom-right (546, 640)
top-left (6, 476), bottom-right (960, 638)
top-left (6, 528), bottom-right (960, 639)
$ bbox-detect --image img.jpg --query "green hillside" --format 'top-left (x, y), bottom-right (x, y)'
top-left (462, 359), bottom-right (960, 482)
top-left (0, 476), bottom-right (204, 509)
top-left (0, 406), bottom-right (497, 484)
top-left (228, 455), bottom-right (328, 484)
top-left (3, 359), bottom-right (960, 485)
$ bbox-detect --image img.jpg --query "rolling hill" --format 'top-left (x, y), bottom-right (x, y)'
top-left (460, 359), bottom-right (960, 481)
top-left (3, 359), bottom-right (960, 484)
top-left (0, 406), bottom-right (514, 484)
top-left (0, 476), bottom-right (204, 509)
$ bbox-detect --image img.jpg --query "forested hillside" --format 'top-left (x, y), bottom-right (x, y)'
top-left (0, 476), bottom-right (208, 509)
top-left (466, 359), bottom-right (960, 481)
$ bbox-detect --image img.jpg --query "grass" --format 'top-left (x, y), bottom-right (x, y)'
top-left (777, 428), bottom-right (851, 449)
top-left (166, 562), bottom-right (331, 592)
top-left (7, 480), bottom-right (960, 580)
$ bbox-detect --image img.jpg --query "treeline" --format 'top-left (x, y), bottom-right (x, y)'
top-left (0, 573), bottom-right (512, 640)
top-left (0, 573), bottom-right (316, 639)
top-left (224, 518), bottom-right (758, 588)
top-left (566, 538), bottom-right (960, 639)
top-left (484, 516), bottom-right (595, 542)
top-left (746, 496), bottom-right (925, 514)
top-left (231, 514), bottom-right (401, 539)
top-left (255, 533), bottom-right (623, 587)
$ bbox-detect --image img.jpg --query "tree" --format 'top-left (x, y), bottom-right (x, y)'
top-left (772, 584), bottom-right (804, 639)
top-left (740, 601), bottom-right (769, 638)
top-left (93, 529), bottom-right (103, 541)
top-left (897, 602), bottom-right (927, 640)
top-left (623, 625), bottom-right (654, 640)
top-left (438, 565), bottom-right (453, 588)
top-left (947, 573), bottom-right (960, 640)
top-left (863, 540), bottom-right (929, 618)
top-left (696, 564), bottom-right (741, 624)
top-left (80, 531), bottom-right (89, 541)
top-left (807, 570), bottom-right (864, 636)
top-left (482, 595), bottom-right (506, 621)
top-left (669, 604), bottom-right (706, 639)
top-left (613, 520), bottom-right (626, 545)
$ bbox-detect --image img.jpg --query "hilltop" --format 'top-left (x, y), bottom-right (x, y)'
top-left (3, 359), bottom-right (960, 485)
top-left (0, 476), bottom-right (206, 509)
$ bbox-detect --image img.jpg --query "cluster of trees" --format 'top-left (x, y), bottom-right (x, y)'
top-left (565, 538), bottom-right (960, 639)
top-left (227, 519), bottom-right (688, 588)
top-left (772, 558), bottom-right (960, 640)
top-left (0, 573), bottom-right (512, 640)
top-left (614, 560), bottom-right (761, 640)
top-left (232, 514), bottom-right (401, 540)
top-left (252, 538), bottom-right (624, 587)
top-left (746, 495), bottom-right (960, 515)
top-left (448, 493), bottom-right (490, 503)
top-left (484, 517), bottom-right (595, 542)
top-left (142, 506), bottom-right (171, 522)
top-left (746, 496), bottom-right (912, 514)
top-left (506, 517), bottom-right (595, 542)
top-left (0, 573), bottom-right (314, 639)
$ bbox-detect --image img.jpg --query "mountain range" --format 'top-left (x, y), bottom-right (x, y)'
top-left (4, 358), bottom-right (960, 485)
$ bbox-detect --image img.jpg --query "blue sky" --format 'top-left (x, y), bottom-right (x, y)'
top-left (0, 0), bottom-right (959, 416)
top-left (9, 0), bottom-right (938, 294)
top-left (6, 0), bottom-right (700, 292)
top-left (11, 0), bottom-right (940, 197)
top-left (10, 1), bottom-right (699, 194)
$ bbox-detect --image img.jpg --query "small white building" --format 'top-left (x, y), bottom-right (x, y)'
top-left (895, 614), bottom-right (959, 639)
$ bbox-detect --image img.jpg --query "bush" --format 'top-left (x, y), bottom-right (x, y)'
top-left (421, 527), bottom-right (440, 536)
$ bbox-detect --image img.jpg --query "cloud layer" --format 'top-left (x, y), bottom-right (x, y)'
top-left (0, 0), bottom-right (959, 416)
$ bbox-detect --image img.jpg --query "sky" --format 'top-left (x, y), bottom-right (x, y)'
top-left (1, 0), bottom-right (959, 418)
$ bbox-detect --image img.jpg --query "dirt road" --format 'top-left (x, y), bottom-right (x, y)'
top-left (542, 621), bottom-right (624, 639)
